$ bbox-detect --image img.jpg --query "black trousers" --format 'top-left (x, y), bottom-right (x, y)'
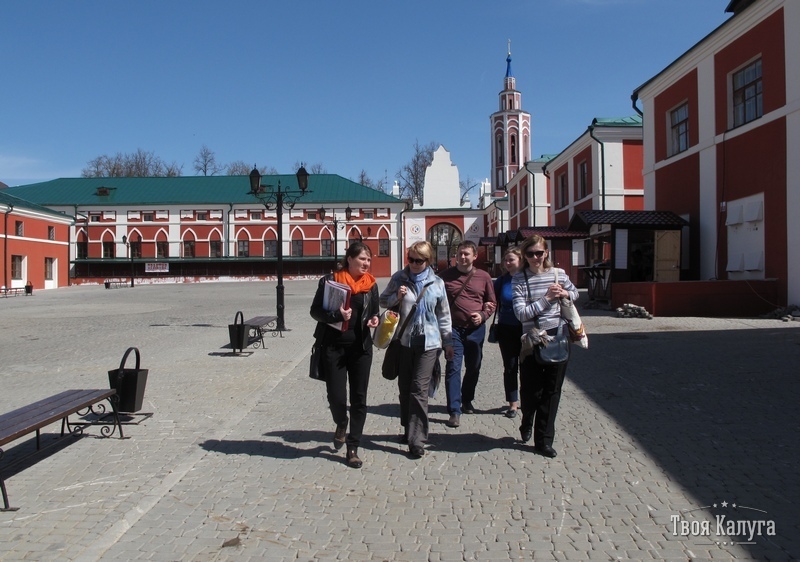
top-left (496, 323), bottom-right (522, 403)
top-left (519, 355), bottom-right (568, 448)
top-left (323, 344), bottom-right (372, 447)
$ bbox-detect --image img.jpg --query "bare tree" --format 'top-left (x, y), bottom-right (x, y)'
top-left (357, 169), bottom-right (386, 192)
top-left (293, 161), bottom-right (326, 175)
top-left (159, 160), bottom-right (183, 177)
top-left (193, 145), bottom-right (222, 176)
top-left (226, 161), bottom-right (279, 176)
top-left (396, 140), bottom-right (437, 205)
top-left (81, 149), bottom-right (183, 177)
top-left (459, 176), bottom-right (479, 207)
top-left (226, 161), bottom-right (253, 175)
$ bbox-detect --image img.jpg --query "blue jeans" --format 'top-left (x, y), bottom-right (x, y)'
top-left (444, 324), bottom-right (486, 414)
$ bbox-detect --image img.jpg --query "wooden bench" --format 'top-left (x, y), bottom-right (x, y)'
top-left (243, 315), bottom-right (281, 347)
top-left (0, 389), bottom-right (124, 512)
top-left (104, 279), bottom-right (127, 289)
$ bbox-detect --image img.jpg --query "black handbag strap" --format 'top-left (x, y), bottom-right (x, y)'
top-left (448, 268), bottom-right (475, 308)
top-left (523, 268), bottom-right (564, 332)
top-left (396, 281), bottom-right (432, 339)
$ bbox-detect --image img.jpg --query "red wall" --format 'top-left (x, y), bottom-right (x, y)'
top-left (716, 118), bottom-right (787, 298)
top-left (714, 9), bottom-right (785, 136)
top-left (1, 213), bottom-right (70, 290)
top-left (655, 153), bottom-right (700, 278)
top-left (572, 146), bottom-right (592, 201)
top-left (654, 70), bottom-right (698, 163)
top-left (613, 279), bottom-right (778, 317)
top-left (623, 140), bottom-right (643, 190)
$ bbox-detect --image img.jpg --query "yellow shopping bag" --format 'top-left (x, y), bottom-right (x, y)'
top-left (372, 310), bottom-right (399, 349)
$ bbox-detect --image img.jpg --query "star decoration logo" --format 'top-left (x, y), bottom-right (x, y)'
top-left (669, 501), bottom-right (775, 548)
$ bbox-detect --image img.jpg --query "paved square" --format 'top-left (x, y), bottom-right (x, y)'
top-left (1, 281), bottom-right (798, 560)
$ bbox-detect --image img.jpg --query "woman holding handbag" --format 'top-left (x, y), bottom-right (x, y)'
top-left (511, 235), bottom-right (578, 458)
top-left (492, 246), bottom-right (524, 418)
top-left (310, 242), bottom-right (380, 469)
top-left (379, 241), bottom-right (453, 459)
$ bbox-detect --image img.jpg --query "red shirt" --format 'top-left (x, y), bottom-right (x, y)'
top-left (440, 266), bottom-right (496, 329)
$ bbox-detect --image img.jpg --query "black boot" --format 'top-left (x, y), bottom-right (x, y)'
top-left (333, 421), bottom-right (347, 450)
top-left (346, 446), bottom-right (362, 469)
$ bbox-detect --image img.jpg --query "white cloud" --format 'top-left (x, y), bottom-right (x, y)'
top-left (0, 154), bottom-right (42, 174)
top-left (0, 154), bottom-right (81, 185)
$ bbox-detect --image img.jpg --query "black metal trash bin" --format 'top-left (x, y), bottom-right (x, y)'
top-left (108, 347), bottom-right (149, 413)
top-left (228, 311), bottom-right (251, 353)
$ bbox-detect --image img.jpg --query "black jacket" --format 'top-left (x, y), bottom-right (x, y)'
top-left (310, 274), bottom-right (379, 352)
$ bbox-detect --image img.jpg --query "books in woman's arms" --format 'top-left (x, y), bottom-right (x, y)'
top-left (323, 279), bottom-right (352, 331)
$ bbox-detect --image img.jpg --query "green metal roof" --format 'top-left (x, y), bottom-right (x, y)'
top-left (4, 174), bottom-right (402, 207)
top-left (591, 116), bottom-right (643, 127)
top-left (0, 189), bottom-right (74, 220)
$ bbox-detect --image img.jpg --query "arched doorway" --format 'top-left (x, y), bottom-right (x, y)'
top-left (428, 223), bottom-right (462, 272)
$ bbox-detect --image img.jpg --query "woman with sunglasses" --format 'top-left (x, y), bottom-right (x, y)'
top-left (379, 241), bottom-right (453, 459)
top-left (511, 235), bottom-right (578, 458)
top-left (310, 242), bottom-right (380, 469)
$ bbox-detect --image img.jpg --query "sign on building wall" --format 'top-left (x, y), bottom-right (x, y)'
top-left (145, 262), bottom-right (169, 273)
top-left (405, 217), bottom-right (426, 246)
top-left (463, 217), bottom-right (483, 242)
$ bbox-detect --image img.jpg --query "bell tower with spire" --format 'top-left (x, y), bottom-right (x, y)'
top-left (490, 41), bottom-right (531, 194)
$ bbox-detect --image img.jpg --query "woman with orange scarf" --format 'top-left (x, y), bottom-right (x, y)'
top-left (310, 242), bottom-right (380, 468)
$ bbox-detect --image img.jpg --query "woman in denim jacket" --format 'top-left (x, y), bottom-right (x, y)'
top-left (379, 241), bottom-right (453, 459)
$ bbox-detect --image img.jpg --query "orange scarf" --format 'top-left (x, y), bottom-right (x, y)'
top-left (334, 269), bottom-right (376, 294)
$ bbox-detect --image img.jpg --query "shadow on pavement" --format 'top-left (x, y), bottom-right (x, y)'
top-left (199, 437), bottom-right (336, 462)
top-left (567, 325), bottom-right (800, 560)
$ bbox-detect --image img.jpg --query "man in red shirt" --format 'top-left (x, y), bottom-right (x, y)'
top-left (439, 241), bottom-right (496, 428)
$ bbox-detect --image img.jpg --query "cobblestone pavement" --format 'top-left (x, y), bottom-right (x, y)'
top-left (1, 280), bottom-right (798, 561)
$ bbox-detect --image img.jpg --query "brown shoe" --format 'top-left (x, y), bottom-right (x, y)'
top-left (346, 446), bottom-right (363, 469)
top-left (333, 422), bottom-right (347, 450)
top-left (446, 414), bottom-right (460, 428)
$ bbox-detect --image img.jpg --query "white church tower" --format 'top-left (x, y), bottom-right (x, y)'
top-left (490, 42), bottom-right (531, 194)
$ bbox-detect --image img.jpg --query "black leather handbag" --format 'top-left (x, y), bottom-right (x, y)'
top-left (534, 322), bottom-right (570, 365)
top-left (382, 283), bottom-right (431, 380)
top-left (309, 342), bottom-right (325, 381)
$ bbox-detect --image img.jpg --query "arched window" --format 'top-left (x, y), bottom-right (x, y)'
top-left (291, 230), bottom-right (304, 257)
top-left (209, 230), bottom-right (222, 258)
top-left (264, 230), bottom-right (277, 257)
top-left (236, 232), bottom-right (249, 257)
top-left (182, 232), bottom-right (195, 258)
top-left (511, 135), bottom-right (517, 164)
top-left (156, 230), bottom-right (169, 259)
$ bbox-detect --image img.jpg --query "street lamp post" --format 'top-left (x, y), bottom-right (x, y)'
top-left (317, 205), bottom-right (351, 267)
top-left (121, 234), bottom-right (135, 287)
top-left (248, 165), bottom-right (310, 333)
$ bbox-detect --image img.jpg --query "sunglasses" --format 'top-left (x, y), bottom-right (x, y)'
top-left (525, 250), bottom-right (546, 259)
top-left (407, 256), bottom-right (427, 265)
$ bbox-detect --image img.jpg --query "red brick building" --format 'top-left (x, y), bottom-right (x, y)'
top-left (632, 0), bottom-right (799, 309)
top-left (6, 175), bottom-right (406, 284)
top-left (1, 190), bottom-right (72, 291)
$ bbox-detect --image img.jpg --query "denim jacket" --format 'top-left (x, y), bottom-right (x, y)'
top-left (379, 267), bottom-right (453, 351)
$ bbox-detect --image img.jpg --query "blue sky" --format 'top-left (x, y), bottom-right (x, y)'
top-left (1, 1), bottom-right (731, 194)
